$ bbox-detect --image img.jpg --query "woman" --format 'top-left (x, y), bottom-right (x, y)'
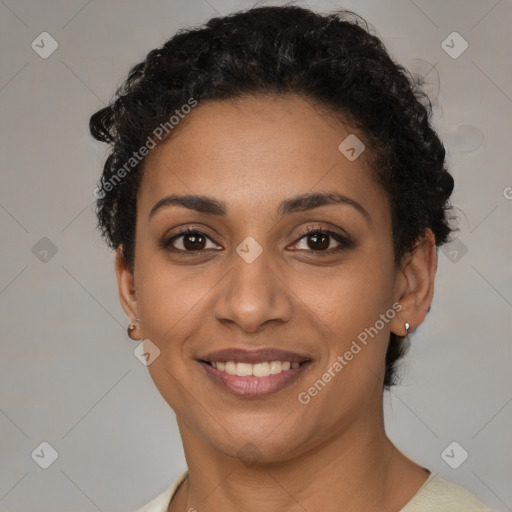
top-left (89, 5), bottom-right (492, 511)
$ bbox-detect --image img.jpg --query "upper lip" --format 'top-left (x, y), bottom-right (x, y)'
top-left (198, 348), bottom-right (312, 364)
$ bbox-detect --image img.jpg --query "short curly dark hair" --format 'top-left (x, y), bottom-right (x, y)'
top-left (89, 5), bottom-right (455, 388)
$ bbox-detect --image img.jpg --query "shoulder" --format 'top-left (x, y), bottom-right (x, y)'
top-left (400, 472), bottom-right (493, 512)
top-left (135, 470), bottom-right (189, 512)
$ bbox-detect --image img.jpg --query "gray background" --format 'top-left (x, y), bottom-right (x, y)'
top-left (0, 0), bottom-right (511, 510)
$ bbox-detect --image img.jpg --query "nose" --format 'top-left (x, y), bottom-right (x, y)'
top-left (211, 247), bottom-right (293, 333)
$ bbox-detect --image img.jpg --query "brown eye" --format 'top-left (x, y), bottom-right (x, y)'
top-left (161, 228), bottom-right (221, 253)
top-left (182, 232), bottom-right (206, 250)
top-left (292, 227), bottom-right (354, 253)
top-left (305, 231), bottom-right (330, 251)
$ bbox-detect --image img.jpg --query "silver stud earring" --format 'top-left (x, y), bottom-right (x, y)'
top-left (404, 322), bottom-right (410, 336)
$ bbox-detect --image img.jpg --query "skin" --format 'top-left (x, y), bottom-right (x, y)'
top-left (116, 94), bottom-right (437, 512)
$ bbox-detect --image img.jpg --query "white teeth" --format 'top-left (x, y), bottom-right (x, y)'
top-left (236, 362), bottom-right (253, 376)
top-left (253, 362), bottom-right (270, 377)
top-left (269, 361), bottom-right (282, 374)
top-left (210, 361), bottom-right (300, 377)
top-left (224, 361), bottom-right (237, 375)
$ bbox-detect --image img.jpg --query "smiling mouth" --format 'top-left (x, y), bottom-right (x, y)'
top-left (198, 359), bottom-right (313, 398)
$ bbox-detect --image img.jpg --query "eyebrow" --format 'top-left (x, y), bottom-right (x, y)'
top-left (149, 191), bottom-right (370, 222)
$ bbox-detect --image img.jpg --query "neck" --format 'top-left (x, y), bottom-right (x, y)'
top-left (170, 397), bottom-right (429, 512)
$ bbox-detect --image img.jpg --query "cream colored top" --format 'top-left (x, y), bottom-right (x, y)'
top-left (136, 470), bottom-right (492, 512)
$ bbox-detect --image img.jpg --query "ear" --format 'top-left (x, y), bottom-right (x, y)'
top-left (390, 228), bottom-right (437, 336)
top-left (115, 245), bottom-right (139, 322)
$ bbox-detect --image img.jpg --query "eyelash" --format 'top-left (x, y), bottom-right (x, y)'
top-left (160, 226), bottom-right (354, 256)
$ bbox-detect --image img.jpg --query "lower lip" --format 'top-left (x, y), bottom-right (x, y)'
top-left (199, 361), bottom-right (312, 398)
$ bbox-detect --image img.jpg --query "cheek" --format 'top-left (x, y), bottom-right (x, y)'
top-left (293, 248), bottom-right (396, 405)
top-left (294, 256), bottom-right (395, 345)
top-left (292, 268), bottom-right (394, 426)
top-left (136, 263), bottom-right (209, 351)
top-left (135, 267), bottom-right (211, 415)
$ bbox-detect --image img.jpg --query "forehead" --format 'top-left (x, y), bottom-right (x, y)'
top-left (138, 94), bottom-right (388, 221)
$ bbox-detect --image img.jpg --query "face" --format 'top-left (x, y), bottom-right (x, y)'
top-left (116, 94), bottom-right (426, 463)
